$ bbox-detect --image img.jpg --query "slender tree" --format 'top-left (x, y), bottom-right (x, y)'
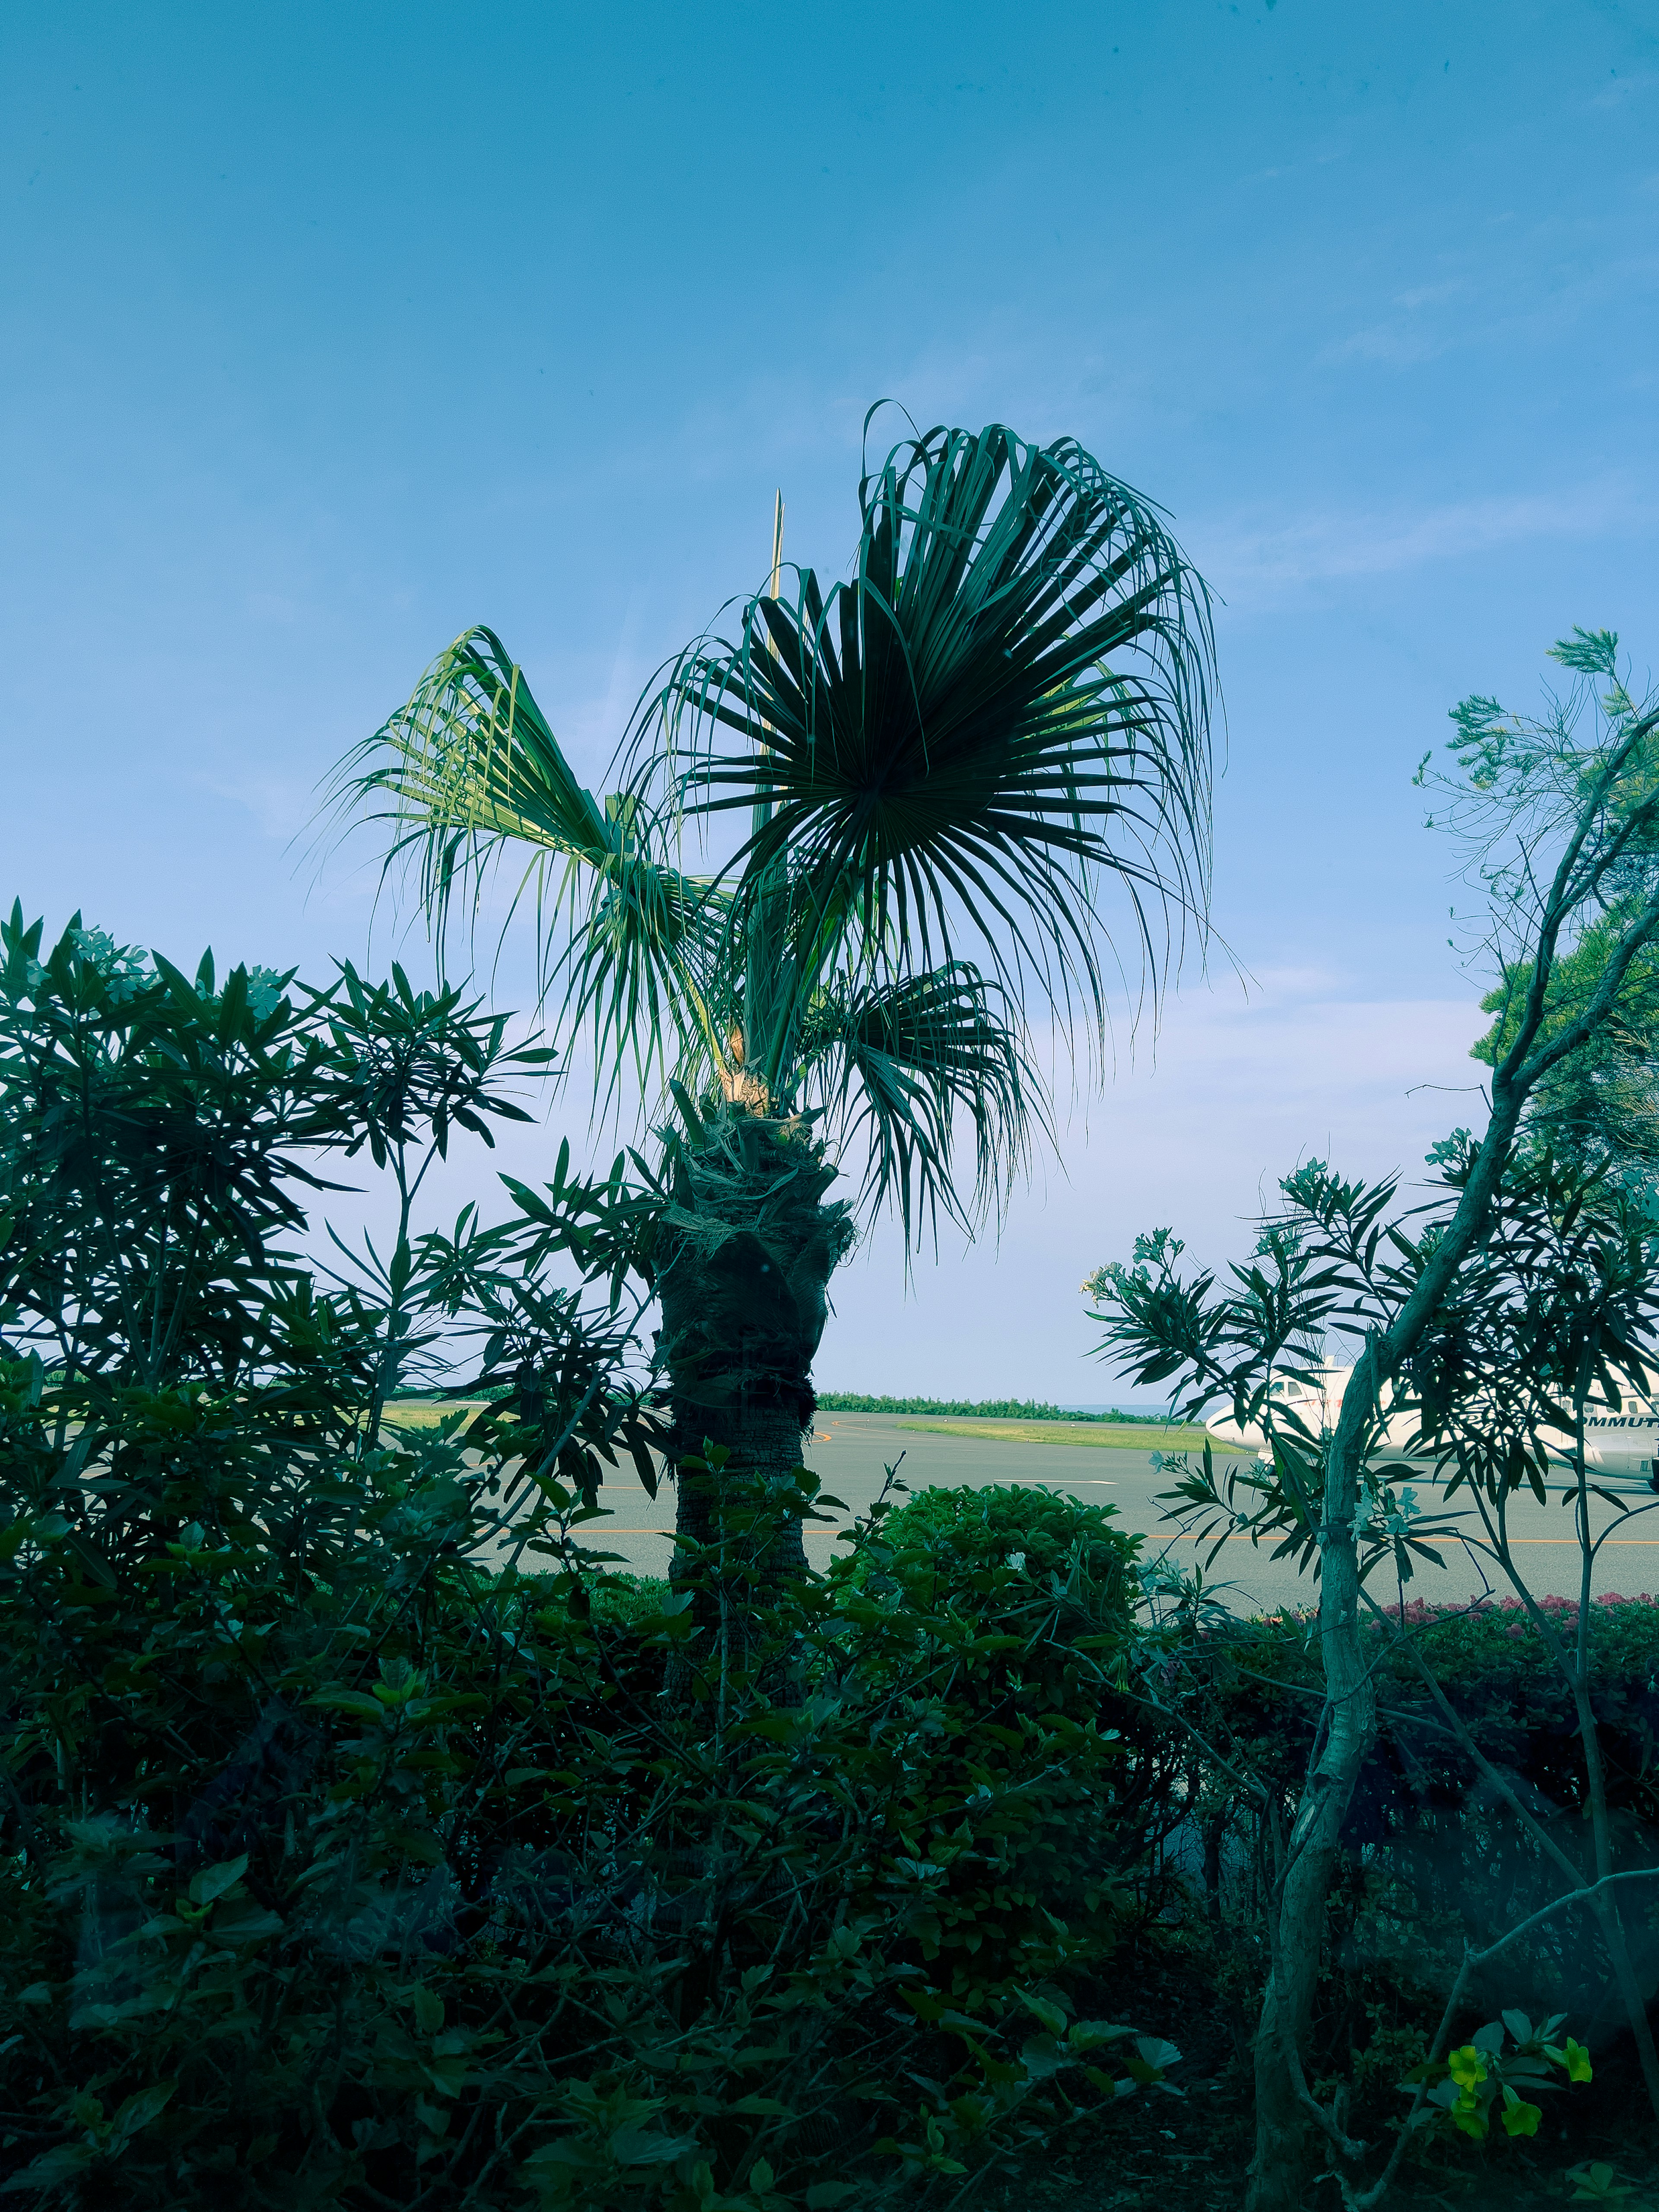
top-left (1096, 629), bottom-right (1659, 2211)
top-left (331, 417), bottom-right (1216, 1578)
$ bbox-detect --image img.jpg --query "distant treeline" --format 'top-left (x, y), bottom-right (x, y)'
top-left (814, 1394), bottom-right (1170, 1423)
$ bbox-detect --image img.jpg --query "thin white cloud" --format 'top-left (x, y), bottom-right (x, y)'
top-left (1243, 962), bottom-right (1349, 998)
top-left (1320, 278), bottom-right (1468, 367)
top-left (1322, 236), bottom-right (1659, 376)
top-left (199, 769), bottom-right (315, 842)
top-left (246, 591), bottom-right (302, 624)
top-left (817, 983), bottom-right (1492, 1398)
top-left (1130, 990), bottom-right (1486, 1096)
top-left (1324, 321), bottom-right (1447, 368)
top-left (1319, 270), bottom-right (1469, 369)
top-left (1191, 477), bottom-right (1639, 603)
top-left (1588, 70), bottom-right (1659, 111)
top-left (1392, 280), bottom-right (1465, 312)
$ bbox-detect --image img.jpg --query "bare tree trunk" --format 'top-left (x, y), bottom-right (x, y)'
top-left (669, 1396), bottom-right (817, 1578)
top-left (1246, 1426), bottom-right (1376, 2212)
top-left (1201, 1804), bottom-right (1227, 1932)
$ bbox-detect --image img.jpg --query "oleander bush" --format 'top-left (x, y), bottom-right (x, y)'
top-left (0, 909), bottom-right (1182, 2209)
top-left (1172, 1597), bottom-right (1659, 2062)
top-left (0, 1393), bottom-right (1179, 2209)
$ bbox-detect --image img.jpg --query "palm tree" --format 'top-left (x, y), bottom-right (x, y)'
top-left (333, 417), bottom-right (1216, 1581)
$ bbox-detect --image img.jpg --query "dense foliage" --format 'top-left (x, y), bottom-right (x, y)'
top-left (1177, 1600), bottom-right (1659, 2021)
top-left (1453, 638), bottom-right (1659, 1186)
top-left (0, 909), bottom-right (1181, 2209)
top-left (8, 895), bottom-right (1659, 2209)
top-left (0, 1383), bottom-right (1174, 2208)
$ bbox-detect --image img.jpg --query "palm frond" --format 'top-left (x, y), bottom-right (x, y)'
top-left (326, 627), bottom-right (725, 1106)
top-left (636, 420), bottom-right (1217, 1062)
top-left (803, 960), bottom-right (1046, 1246)
top-left (326, 419), bottom-right (1217, 1247)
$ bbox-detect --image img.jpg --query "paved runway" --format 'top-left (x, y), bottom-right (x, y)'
top-left (486, 1410), bottom-right (1659, 1615)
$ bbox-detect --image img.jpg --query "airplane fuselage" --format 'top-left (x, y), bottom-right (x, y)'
top-left (1202, 1367), bottom-right (1659, 1485)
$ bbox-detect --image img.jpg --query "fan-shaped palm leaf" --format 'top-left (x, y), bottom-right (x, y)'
top-left (330, 422), bottom-right (1215, 1244)
top-left (639, 419), bottom-right (1215, 1099)
top-left (328, 627), bottom-right (726, 1103)
top-left (802, 960), bottom-right (1045, 1243)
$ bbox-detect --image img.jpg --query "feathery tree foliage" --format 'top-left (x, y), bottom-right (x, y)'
top-left (1091, 626), bottom-right (1659, 2212)
top-left (331, 416), bottom-right (1216, 1578)
top-left (1456, 634), bottom-right (1659, 1182)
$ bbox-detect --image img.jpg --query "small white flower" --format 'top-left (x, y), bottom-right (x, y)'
top-left (244, 967), bottom-right (285, 1022)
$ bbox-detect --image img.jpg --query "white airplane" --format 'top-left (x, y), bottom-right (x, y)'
top-left (1203, 1366), bottom-right (1659, 1490)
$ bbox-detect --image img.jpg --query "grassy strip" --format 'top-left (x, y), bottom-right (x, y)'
top-left (891, 1417), bottom-right (1212, 1451)
top-left (383, 1400), bottom-right (498, 1430)
top-left (817, 1392), bottom-right (1170, 1421)
top-left (387, 1405), bottom-right (1213, 1450)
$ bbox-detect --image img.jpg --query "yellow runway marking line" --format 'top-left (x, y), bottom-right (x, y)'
top-left (576, 1524), bottom-right (1655, 1543)
top-left (1166, 1533), bottom-right (1659, 1546)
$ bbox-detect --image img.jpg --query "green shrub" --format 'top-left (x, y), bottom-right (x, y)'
top-left (0, 909), bottom-right (1177, 2209)
top-left (0, 1399), bottom-right (1172, 2207)
top-left (877, 1480), bottom-right (1140, 1591)
top-left (1202, 1596), bottom-right (1659, 1834)
top-left (1182, 1599), bottom-right (1659, 2032)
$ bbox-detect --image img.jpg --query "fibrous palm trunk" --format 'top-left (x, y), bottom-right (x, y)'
top-left (654, 1111), bottom-right (853, 1613)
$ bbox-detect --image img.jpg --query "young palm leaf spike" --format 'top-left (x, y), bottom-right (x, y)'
top-left (331, 416), bottom-right (1217, 1586)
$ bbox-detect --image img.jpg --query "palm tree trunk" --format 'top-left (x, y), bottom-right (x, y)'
top-left (655, 1111), bottom-right (853, 1610)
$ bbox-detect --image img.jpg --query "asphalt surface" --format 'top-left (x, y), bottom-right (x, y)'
top-left (499, 1410), bottom-right (1659, 1614)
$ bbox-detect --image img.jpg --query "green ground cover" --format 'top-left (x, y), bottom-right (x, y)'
top-left (816, 1394), bottom-right (1173, 1421)
top-left (382, 1398), bottom-right (497, 1429)
top-left (892, 1416), bottom-right (1211, 1451)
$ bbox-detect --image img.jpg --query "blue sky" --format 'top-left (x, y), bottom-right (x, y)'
top-left (4, 1), bottom-right (1658, 1399)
